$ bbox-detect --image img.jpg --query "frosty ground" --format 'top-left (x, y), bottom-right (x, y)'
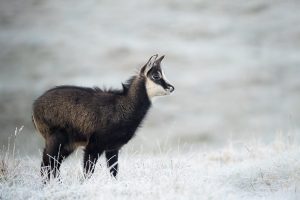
top-left (1, 130), bottom-right (300, 200)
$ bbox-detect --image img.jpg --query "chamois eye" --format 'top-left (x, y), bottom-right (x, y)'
top-left (151, 72), bottom-right (161, 80)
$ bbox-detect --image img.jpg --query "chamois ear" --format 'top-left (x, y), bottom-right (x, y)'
top-left (140, 54), bottom-right (158, 75)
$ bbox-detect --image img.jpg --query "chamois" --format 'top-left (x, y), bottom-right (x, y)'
top-left (32, 55), bottom-right (174, 181)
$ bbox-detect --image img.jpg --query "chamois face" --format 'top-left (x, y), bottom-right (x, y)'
top-left (141, 55), bottom-right (175, 98)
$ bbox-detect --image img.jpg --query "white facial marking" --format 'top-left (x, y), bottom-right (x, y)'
top-left (146, 78), bottom-right (167, 98)
top-left (145, 68), bottom-right (172, 99)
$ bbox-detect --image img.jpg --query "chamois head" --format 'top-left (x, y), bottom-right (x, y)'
top-left (140, 54), bottom-right (175, 98)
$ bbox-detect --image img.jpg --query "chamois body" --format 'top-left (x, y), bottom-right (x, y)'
top-left (32, 55), bottom-right (174, 180)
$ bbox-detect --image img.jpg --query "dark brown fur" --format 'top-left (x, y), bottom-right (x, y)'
top-left (33, 74), bottom-right (151, 180)
top-left (32, 55), bottom-right (174, 182)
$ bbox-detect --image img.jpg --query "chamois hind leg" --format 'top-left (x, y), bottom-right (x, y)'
top-left (83, 141), bottom-right (103, 179)
top-left (105, 150), bottom-right (119, 178)
top-left (41, 131), bottom-right (73, 182)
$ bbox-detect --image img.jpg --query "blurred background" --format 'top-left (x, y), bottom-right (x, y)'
top-left (0, 0), bottom-right (299, 155)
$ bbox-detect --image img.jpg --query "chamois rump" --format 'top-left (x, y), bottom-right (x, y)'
top-left (32, 55), bottom-right (174, 181)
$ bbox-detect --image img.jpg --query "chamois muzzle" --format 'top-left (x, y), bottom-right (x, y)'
top-left (168, 85), bottom-right (175, 93)
top-left (167, 84), bottom-right (175, 93)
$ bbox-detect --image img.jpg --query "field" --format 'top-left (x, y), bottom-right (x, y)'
top-left (1, 128), bottom-right (300, 200)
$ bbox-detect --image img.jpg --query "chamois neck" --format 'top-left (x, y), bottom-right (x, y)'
top-left (127, 76), bottom-right (150, 105)
top-left (119, 76), bottom-right (151, 112)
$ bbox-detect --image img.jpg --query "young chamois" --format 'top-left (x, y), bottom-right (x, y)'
top-left (32, 55), bottom-right (174, 181)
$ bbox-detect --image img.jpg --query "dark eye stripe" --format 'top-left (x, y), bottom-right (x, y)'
top-left (152, 77), bottom-right (169, 89)
top-left (160, 79), bottom-right (169, 89)
top-left (152, 72), bottom-right (162, 80)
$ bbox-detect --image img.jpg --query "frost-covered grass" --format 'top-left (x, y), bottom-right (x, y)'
top-left (1, 131), bottom-right (300, 200)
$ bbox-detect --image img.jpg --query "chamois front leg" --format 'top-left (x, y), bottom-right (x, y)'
top-left (105, 149), bottom-right (119, 178)
top-left (83, 143), bottom-right (103, 179)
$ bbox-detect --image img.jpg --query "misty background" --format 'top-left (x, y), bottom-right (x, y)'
top-left (0, 0), bottom-right (299, 155)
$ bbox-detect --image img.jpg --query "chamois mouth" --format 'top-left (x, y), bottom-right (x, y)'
top-left (165, 85), bottom-right (175, 94)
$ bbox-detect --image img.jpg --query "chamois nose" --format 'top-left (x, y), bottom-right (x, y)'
top-left (167, 85), bottom-right (175, 93)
